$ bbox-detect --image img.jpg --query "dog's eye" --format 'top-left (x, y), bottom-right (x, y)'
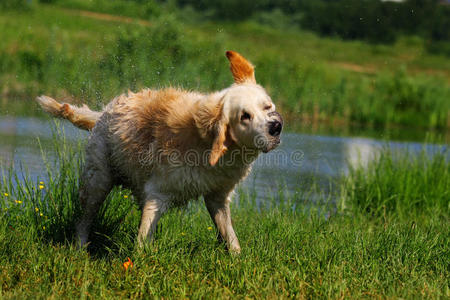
top-left (241, 111), bottom-right (252, 122)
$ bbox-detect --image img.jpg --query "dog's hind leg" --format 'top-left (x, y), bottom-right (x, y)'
top-left (76, 170), bottom-right (112, 247)
top-left (204, 193), bottom-right (241, 254)
top-left (75, 137), bottom-right (113, 247)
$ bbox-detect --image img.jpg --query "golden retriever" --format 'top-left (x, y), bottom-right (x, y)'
top-left (36, 51), bottom-right (283, 253)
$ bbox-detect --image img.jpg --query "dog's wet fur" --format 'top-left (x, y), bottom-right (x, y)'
top-left (36, 51), bottom-right (283, 253)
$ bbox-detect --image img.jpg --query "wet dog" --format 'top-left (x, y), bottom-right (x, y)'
top-left (36, 51), bottom-right (283, 253)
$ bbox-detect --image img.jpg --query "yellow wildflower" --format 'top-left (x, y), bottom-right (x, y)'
top-left (3, 193), bottom-right (8, 197)
top-left (207, 226), bottom-right (213, 231)
top-left (39, 185), bottom-right (44, 190)
top-left (124, 195), bottom-right (128, 199)
top-left (40, 213), bottom-right (43, 217)
top-left (39, 181), bottom-right (44, 185)
top-left (42, 226), bottom-right (46, 230)
top-left (35, 207), bottom-right (39, 212)
top-left (15, 200), bottom-right (23, 204)
top-left (181, 232), bottom-right (186, 236)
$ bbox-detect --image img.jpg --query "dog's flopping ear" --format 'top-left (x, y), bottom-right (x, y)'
top-left (226, 50), bottom-right (256, 84)
top-left (210, 120), bottom-right (229, 166)
top-left (194, 100), bottom-right (233, 166)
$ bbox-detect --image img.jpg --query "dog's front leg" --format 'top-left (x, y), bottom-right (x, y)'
top-left (137, 197), bottom-right (168, 247)
top-left (204, 193), bottom-right (241, 254)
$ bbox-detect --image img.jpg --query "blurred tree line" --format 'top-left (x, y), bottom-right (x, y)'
top-left (173, 0), bottom-right (450, 54)
top-left (4, 0), bottom-right (449, 55)
top-left (0, 0), bottom-right (33, 10)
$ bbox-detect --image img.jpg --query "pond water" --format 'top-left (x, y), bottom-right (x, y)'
top-left (1, 115), bottom-right (447, 203)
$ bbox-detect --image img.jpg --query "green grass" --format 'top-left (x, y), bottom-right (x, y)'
top-left (0, 3), bottom-right (449, 131)
top-left (340, 147), bottom-right (450, 219)
top-left (0, 127), bottom-right (448, 298)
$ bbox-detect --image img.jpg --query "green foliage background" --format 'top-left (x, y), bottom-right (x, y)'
top-left (1, 2), bottom-right (449, 130)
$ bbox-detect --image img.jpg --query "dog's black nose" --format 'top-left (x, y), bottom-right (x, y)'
top-left (269, 120), bottom-right (282, 137)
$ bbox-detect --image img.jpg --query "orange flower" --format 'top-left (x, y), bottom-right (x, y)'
top-left (123, 257), bottom-right (133, 271)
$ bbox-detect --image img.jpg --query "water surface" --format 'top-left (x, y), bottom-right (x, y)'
top-left (1, 116), bottom-right (446, 203)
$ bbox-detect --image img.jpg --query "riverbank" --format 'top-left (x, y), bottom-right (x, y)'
top-left (0, 133), bottom-right (448, 298)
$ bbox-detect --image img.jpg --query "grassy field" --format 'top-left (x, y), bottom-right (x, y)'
top-left (0, 128), bottom-right (448, 298)
top-left (1, 2), bottom-right (450, 132)
top-left (0, 4), bottom-right (449, 298)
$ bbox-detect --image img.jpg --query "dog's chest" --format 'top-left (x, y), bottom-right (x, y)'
top-left (154, 163), bottom-right (251, 204)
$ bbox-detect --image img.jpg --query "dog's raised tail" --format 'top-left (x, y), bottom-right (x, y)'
top-left (36, 95), bottom-right (101, 131)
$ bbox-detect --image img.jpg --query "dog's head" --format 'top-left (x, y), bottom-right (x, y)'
top-left (209, 51), bottom-right (283, 165)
